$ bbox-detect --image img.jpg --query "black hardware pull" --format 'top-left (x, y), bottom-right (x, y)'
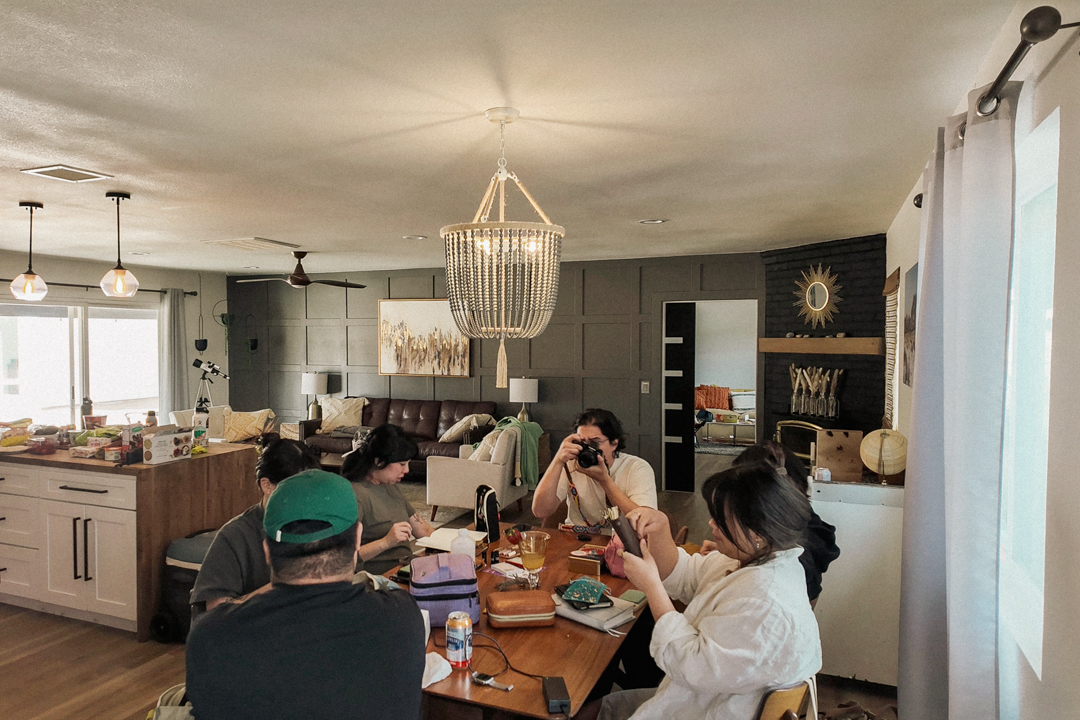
top-left (83, 518), bottom-right (92, 582)
top-left (58, 485), bottom-right (108, 494)
top-left (0, 517), bottom-right (6, 522)
top-left (72, 517), bottom-right (81, 580)
top-left (0, 567), bottom-right (7, 573)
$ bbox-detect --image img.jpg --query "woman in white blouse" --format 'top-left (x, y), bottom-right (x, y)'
top-left (581, 462), bottom-right (822, 720)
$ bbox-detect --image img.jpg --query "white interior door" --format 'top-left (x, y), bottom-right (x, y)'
top-left (84, 504), bottom-right (137, 620)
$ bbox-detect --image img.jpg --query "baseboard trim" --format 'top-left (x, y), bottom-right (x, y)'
top-left (0, 593), bottom-right (138, 634)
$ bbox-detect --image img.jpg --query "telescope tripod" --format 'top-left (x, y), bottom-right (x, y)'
top-left (194, 371), bottom-right (216, 413)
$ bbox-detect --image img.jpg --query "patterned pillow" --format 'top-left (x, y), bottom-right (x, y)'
top-left (222, 408), bottom-right (276, 442)
top-left (439, 413), bottom-right (495, 443)
top-left (320, 397), bottom-right (367, 432)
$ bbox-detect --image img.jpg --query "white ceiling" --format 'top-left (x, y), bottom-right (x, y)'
top-left (0, 0), bottom-right (1015, 276)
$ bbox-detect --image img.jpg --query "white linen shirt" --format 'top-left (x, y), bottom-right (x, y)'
top-left (555, 452), bottom-right (657, 527)
top-left (630, 547), bottom-right (821, 720)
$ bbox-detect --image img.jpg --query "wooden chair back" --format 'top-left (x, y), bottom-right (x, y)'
top-left (755, 681), bottom-right (809, 720)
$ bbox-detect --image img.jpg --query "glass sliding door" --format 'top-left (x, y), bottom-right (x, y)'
top-left (0, 304), bottom-right (77, 426)
top-left (87, 306), bottom-right (159, 425)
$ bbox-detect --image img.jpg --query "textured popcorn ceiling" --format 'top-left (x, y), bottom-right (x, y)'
top-left (0, 0), bottom-right (1014, 274)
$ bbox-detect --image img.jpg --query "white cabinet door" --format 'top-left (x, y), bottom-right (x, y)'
top-left (0, 493), bottom-right (39, 548)
top-left (83, 505), bottom-right (137, 620)
top-left (0, 463), bottom-right (39, 497)
top-left (0, 543), bottom-right (39, 599)
top-left (40, 499), bottom-right (85, 610)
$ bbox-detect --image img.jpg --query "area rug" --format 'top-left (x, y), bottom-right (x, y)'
top-left (397, 478), bottom-right (470, 528)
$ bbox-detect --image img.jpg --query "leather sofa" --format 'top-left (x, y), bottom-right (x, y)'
top-left (299, 397), bottom-right (497, 479)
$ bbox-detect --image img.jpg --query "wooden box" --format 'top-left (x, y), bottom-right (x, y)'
top-left (815, 429), bottom-right (864, 483)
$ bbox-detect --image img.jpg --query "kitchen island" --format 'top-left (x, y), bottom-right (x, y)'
top-left (0, 442), bottom-right (258, 641)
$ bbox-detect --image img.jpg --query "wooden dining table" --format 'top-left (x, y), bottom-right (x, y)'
top-left (420, 525), bottom-right (643, 719)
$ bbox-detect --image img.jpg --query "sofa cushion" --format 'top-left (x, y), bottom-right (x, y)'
top-left (438, 413), bottom-right (494, 443)
top-left (417, 440), bottom-right (461, 460)
top-left (388, 400), bottom-right (443, 442)
top-left (437, 400), bottom-right (497, 440)
top-left (320, 397), bottom-right (367, 431)
top-left (362, 397), bottom-right (391, 428)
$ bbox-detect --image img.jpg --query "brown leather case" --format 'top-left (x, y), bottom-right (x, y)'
top-left (486, 590), bottom-right (557, 628)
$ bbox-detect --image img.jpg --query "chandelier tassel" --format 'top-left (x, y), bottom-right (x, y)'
top-left (496, 338), bottom-right (508, 389)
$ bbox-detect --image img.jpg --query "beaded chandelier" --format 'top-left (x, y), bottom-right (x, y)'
top-left (441, 108), bottom-right (564, 388)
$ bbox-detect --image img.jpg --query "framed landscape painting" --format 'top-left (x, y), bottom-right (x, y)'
top-left (378, 299), bottom-right (470, 377)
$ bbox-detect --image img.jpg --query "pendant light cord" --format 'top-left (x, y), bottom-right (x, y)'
top-left (114, 195), bottom-right (123, 266)
top-left (26, 205), bottom-right (35, 273)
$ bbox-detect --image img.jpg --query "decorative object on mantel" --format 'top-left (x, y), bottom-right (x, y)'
top-left (861, 429), bottom-right (908, 485)
top-left (100, 191), bottom-right (139, 298)
top-left (789, 365), bottom-right (843, 418)
top-left (793, 264), bottom-right (841, 328)
top-left (10, 201), bottom-right (48, 301)
top-left (440, 107), bottom-right (564, 388)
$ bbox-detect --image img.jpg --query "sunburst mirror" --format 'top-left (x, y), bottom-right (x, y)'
top-left (794, 264), bottom-right (842, 328)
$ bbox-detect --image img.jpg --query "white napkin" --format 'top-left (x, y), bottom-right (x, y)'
top-left (422, 652), bottom-right (452, 688)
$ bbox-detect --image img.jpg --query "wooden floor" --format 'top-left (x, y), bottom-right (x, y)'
top-left (0, 603), bottom-right (185, 720)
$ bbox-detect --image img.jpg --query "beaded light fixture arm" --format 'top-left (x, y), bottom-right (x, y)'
top-left (441, 108), bottom-right (565, 388)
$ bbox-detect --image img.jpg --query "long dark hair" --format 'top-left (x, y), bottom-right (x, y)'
top-left (701, 462), bottom-right (810, 562)
top-left (733, 440), bottom-right (810, 496)
top-left (573, 408), bottom-right (626, 457)
top-left (255, 433), bottom-right (322, 486)
top-left (339, 424), bottom-right (418, 482)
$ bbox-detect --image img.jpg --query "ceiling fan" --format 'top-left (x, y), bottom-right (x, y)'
top-left (235, 251), bottom-right (366, 289)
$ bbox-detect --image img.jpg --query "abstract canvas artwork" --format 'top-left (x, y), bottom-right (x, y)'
top-left (378, 299), bottom-right (470, 377)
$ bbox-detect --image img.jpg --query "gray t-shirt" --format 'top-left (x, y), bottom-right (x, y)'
top-left (191, 503), bottom-right (271, 613)
top-left (352, 480), bottom-right (416, 575)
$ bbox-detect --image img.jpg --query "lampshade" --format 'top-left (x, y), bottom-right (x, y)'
top-left (100, 191), bottom-right (140, 298)
top-left (11, 202), bottom-right (47, 301)
top-left (301, 372), bottom-right (328, 395)
top-left (860, 429), bottom-right (908, 476)
top-left (509, 378), bottom-right (539, 404)
top-left (441, 108), bottom-right (563, 389)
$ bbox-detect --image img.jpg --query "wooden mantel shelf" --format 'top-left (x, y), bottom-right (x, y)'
top-left (758, 337), bottom-right (886, 356)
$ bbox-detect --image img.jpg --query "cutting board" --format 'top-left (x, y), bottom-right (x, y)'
top-left (815, 429), bottom-right (864, 483)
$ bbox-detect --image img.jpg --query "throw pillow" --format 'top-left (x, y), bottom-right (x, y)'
top-left (439, 413), bottom-right (495, 443)
top-left (351, 426), bottom-right (375, 452)
top-left (222, 408), bottom-right (276, 443)
top-left (320, 397), bottom-right (367, 432)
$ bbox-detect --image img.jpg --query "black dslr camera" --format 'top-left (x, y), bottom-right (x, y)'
top-left (574, 439), bottom-right (602, 469)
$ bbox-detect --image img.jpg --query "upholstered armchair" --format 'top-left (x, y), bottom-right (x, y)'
top-left (425, 428), bottom-right (529, 521)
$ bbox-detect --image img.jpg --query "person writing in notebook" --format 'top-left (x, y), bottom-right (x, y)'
top-left (532, 409), bottom-right (657, 532)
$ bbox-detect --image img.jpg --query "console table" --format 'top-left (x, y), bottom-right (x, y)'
top-left (0, 443), bottom-right (258, 641)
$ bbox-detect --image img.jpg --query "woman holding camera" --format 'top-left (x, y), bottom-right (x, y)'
top-left (532, 408), bottom-right (657, 532)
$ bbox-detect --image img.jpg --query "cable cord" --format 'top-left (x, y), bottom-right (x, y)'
top-left (433, 629), bottom-right (548, 681)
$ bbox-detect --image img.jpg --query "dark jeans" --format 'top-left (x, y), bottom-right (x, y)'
top-left (587, 612), bottom-right (665, 703)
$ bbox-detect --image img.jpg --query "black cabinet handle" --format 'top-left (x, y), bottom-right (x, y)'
top-left (72, 517), bottom-right (81, 580)
top-left (0, 517), bottom-right (6, 522)
top-left (83, 518), bottom-right (92, 582)
top-left (58, 485), bottom-right (108, 494)
top-left (0, 567), bottom-right (7, 573)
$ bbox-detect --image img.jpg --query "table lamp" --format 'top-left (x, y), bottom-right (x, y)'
top-left (509, 378), bottom-right (539, 422)
top-left (301, 372), bottom-right (328, 420)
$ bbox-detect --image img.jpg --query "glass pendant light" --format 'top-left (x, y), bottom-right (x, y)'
top-left (10, 201), bottom-right (48, 301)
top-left (100, 191), bottom-right (139, 298)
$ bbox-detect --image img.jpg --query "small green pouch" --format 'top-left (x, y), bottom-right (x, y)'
top-left (562, 577), bottom-right (608, 605)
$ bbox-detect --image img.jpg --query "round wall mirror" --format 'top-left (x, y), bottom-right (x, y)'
top-left (806, 282), bottom-right (829, 311)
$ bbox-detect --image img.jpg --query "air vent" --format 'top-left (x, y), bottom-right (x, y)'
top-left (201, 237), bottom-right (301, 251)
top-left (22, 165), bottom-right (113, 183)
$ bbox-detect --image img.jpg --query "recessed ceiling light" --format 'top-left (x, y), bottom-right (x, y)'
top-left (638, 218), bottom-right (668, 225)
top-left (403, 235), bottom-right (428, 241)
top-left (128, 251), bottom-right (149, 256)
top-left (242, 266), bottom-right (260, 269)
top-left (21, 165), bottom-right (113, 183)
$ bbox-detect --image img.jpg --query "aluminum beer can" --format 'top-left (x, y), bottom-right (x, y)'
top-left (445, 611), bottom-right (473, 668)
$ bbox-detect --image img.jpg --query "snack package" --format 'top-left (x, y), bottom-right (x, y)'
top-left (192, 413), bottom-right (209, 449)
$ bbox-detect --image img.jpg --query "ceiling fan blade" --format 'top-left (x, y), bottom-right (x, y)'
top-left (313, 280), bottom-right (367, 289)
top-left (235, 276), bottom-right (289, 284)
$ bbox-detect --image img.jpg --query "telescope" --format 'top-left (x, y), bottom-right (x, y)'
top-left (193, 358), bottom-right (230, 380)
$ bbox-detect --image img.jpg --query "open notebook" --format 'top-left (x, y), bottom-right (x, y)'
top-left (414, 527), bottom-right (487, 552)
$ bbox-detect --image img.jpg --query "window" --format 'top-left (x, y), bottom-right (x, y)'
top-left (0, 301), bottom-right (158, 427)
top-left (998, 108), bottom-right (1058, 679)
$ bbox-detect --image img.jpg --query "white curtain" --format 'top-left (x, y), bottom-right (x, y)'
top-left (899, 82), bottom-right (1021, 720)
top-left (158, 288), bottom-right (190, 418)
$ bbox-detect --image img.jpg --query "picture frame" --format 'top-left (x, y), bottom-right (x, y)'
top-left (378, 299), bottom-right (470, 377)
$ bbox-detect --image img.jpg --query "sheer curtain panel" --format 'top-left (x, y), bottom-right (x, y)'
top-left (158, 288), bottom-right (189, 418)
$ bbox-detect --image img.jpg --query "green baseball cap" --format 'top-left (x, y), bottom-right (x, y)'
top-left (263, 469), bottom-right (359, 544)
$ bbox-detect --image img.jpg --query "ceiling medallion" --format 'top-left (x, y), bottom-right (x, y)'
top-left (440, 107), bottom-right (565, 388)
top-left (794, 264), bottom-right (842, 329)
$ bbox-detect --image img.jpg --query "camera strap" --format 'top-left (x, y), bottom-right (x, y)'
top-left (562, 465), bottom-right (608, 534)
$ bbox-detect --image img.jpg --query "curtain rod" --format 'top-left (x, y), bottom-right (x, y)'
top-left (977, 5), bottom-right (1079, 116)
top-left (0, 279), bottom-right (196, 296)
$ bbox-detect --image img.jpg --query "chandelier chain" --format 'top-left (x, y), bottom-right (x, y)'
top-left (498, 120), bottom-right (507, 170)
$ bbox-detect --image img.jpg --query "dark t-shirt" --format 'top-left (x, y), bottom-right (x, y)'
top-left (186, 582), bottom-right (425, 720)
top-left (190, 503), bottom-right (270, 613)
top-left (353, 480), bottom-right (416, 575)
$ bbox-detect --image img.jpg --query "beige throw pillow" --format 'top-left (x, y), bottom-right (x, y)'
top-left (222, 408), bottom-right (275, 442)
top-left (439, 413), bottom-right (495, 443)
top-left (320, 397), bottom-right (367, 432)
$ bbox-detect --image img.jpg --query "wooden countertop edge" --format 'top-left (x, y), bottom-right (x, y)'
top-left (0, 442), bottom-right (255, 475)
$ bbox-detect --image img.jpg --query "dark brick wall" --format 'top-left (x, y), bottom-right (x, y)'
top-left (761, 235), bottom-right (886, 439)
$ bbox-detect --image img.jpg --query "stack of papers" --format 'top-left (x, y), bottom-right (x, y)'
top-left (414, 527), bottom-right (487, 552)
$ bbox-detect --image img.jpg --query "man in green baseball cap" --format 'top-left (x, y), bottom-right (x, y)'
top-left (186, 469), bottom-right (425, 720)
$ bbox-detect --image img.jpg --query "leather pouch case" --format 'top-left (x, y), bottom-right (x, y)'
top-left (486, 590), bottom-right (556, 628)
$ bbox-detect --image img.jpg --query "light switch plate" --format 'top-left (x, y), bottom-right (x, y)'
top-left (640, 381), bottom-right (650, 393)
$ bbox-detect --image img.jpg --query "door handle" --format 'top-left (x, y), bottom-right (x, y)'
top-left (72, 517), bottom-right (81, 580)
top-left (83, 518), bottom-right (92, 582)
top-left (58, 485), bottom-right (108, 494)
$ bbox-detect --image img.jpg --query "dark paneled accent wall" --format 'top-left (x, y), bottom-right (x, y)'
top-left (760, 235), bottom-right (886, 439)
top-left (227, 254), bottom-right (766, 484)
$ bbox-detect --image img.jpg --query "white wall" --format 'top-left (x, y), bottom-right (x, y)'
top-left (694, 299), bottom-right (757, 390)
top-left (886, 2), bottom-right (1080, 713)
top-left (0, 249), bottom-right (231, 409)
